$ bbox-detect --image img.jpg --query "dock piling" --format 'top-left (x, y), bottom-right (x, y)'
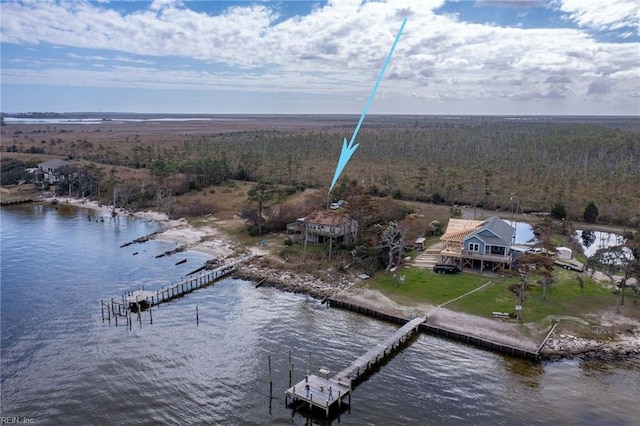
top-left (103, 255), bottom-right (255, 330)
top-left (288, 350), bottom-right (292, 387)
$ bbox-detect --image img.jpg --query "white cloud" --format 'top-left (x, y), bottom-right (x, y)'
top-left (0, 0), bottom-right (638, 114)
top-left (554, 0), bottom-right (640, 34)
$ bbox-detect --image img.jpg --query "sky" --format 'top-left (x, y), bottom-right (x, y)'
top-left (1, 0), bottom-right (639, 115)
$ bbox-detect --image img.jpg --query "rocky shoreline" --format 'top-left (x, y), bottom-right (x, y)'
top-left (233, 262), bottom-right (356, 299)
top-left (540, 333), bottom-right (640, 362)
top-left (44, 197), bottom-right (640, 363)
top-left (235, 259), bottom-right (640, 363)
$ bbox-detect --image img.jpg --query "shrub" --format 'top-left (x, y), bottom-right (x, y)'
top-left (583, 201), bottom-right (599, 223)
top-left (551, 202), bottom-right (567, 220)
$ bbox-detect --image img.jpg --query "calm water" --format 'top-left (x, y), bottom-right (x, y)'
top-left (1, 204), bottom-right (639, 425)
top-left (575, 229), bottom-right (627, 258)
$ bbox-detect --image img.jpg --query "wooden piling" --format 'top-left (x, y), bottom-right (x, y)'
top-left (288, 350), bottom-right (292, 387)
top-left (268, 355), bottom-right (273, 394)
top-left (196, 306), bottom-right (199, 325)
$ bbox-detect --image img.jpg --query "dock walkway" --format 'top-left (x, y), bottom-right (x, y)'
top-left (333, 316), bottom-right (425, 384)
top-left (285, 315), bottom-right (425, 415)
top-left (102, 254), bottom-right (254, 324)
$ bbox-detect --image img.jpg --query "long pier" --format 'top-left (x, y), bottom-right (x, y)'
top-left (101, 254), bottom-right (254, 325)
top-left (286, 293), bottom-right (547, 417)
top-left (284, 315), bottom-right (425, 416)
top-left (328, 298), bottom-right (540, 360)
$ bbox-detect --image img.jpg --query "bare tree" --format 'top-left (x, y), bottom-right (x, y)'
top-left (155, 187), bottom-right (174, 217)
top-left (586, 246), bottom-right (631, 314)
top-left (247, 178), bottom-right (278, 235)
top-left (507, 253), bottom-right (554, 321)
top-left (380, 221), bottom-right (407, 272)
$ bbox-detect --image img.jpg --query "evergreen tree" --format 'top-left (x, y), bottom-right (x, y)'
top-left (551, 202), bottom-right (567, 220)
top-left (583, 201), bottom-right (599, 223)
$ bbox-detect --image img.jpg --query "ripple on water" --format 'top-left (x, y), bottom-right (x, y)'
top-left (2, 205), bottom-right (640, 425)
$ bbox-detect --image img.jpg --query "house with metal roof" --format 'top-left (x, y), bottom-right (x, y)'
top-left (36, 159), bottom-right (72, 184)
top-left (286, 210), bottom-right (358, 246)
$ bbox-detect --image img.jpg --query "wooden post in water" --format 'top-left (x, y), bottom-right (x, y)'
top-left (149, 305), bottom-right (153, 324)
top-left (101, 300), bottom-right (104, 321)
top-left (268, 355), bottom-right (273, 395)
top-left (196, 306), bottom-right (199, 326)
top-left (288, 350), bottom-right (292, 387)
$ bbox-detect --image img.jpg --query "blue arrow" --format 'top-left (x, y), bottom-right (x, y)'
top-left (328, 18), bottom-right (407, 194)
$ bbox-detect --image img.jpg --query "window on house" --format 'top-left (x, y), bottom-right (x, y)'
top-left (469, 243), bottom-right (479, 252)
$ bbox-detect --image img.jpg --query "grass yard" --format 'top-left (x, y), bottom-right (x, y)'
top-left (370, 266), bottom-right (638, 325)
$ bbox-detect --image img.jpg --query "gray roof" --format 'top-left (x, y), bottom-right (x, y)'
top-left (466, 216), bottom-right (515, 247)
top-left (38, 159), bottom-right (71, 169)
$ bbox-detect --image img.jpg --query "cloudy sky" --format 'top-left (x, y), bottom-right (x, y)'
top-left (1, 0), bottom-right (638, 115)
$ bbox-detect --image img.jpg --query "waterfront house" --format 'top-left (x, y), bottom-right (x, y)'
top-left (440, 216), bottom-right (515, 271)
top-left (36, 159), bottom-right (72, 184)
top-left (286, 210), bottom-right (358, 245)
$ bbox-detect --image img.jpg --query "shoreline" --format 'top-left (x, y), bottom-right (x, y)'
top-left (42, 197), bottom-right (640, 362)
top-left (235, 260), bottom-right (640, 362)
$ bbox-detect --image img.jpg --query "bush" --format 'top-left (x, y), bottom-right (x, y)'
top-left (551, 202), bottom-right (567, 220)
top-left (583, 201), bottom-right (599, 223)
top-left (1, 158), bottom-right (31, 185)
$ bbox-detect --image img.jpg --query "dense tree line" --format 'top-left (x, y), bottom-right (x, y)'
top-left (3, 116), bottom-right (639, 226)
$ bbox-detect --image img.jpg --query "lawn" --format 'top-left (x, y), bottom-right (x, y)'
top-left (369, 266), bottom-right (636, 324)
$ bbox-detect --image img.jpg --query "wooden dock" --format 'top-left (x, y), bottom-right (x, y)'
top-left (285, 316), bottom-right (425, 415)
top-left (101, 254), bottom-right (254, 325)
top-left (328, 298), bottom-right (540, 360)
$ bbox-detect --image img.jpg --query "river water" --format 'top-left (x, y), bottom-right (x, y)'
top-left (1, 204), bottom-right (638, 425)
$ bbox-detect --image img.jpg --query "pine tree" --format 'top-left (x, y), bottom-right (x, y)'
top-left (583, 201), bottom-right (599, 223)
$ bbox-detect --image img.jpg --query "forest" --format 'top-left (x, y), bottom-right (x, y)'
top-left (2, 115), bottom-right (639, 227)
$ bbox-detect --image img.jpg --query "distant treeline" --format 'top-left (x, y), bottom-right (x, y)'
top-left (3, 115), bottom-right (639, 226)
